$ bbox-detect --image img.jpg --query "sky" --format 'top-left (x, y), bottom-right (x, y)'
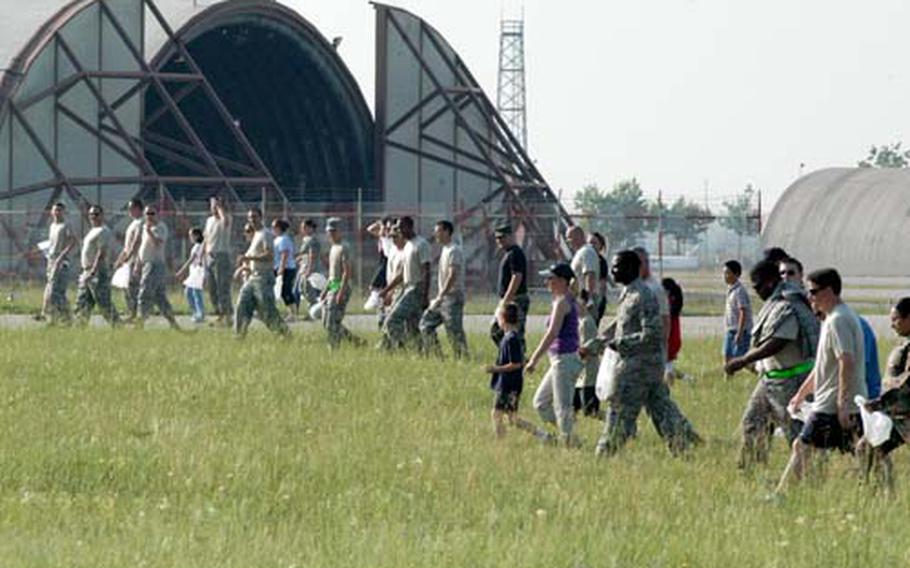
top-left (285, 0), bottom-right (910, 213)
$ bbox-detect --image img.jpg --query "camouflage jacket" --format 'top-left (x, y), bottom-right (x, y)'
top-left (751, 281), bottom-right (820, 362)
top-left (586, 279), bottom-right (664, 376)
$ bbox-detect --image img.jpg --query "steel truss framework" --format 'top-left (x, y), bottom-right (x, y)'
top-left (0, 0), bottom-right (284, 254)
top-left (374, 4), bottom-right (572, 270)
top-left (497, 18), bottom-right (527, 152)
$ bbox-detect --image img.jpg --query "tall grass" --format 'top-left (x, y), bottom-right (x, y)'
top-left (0, 328), bottom-right (904, 566)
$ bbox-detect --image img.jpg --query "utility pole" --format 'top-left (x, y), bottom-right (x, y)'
top-left (497, 14), bottom-right (528, 151)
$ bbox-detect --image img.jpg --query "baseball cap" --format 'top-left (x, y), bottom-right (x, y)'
top-left (539, 262), bottom-right (574, 282)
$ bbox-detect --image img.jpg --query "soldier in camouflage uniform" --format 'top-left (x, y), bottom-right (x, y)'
top-left (74, 205), bottom-right (119, 327)
top-left (43, 202), bottom-right (77, 325)
top-left (137, 205), bottom-right (182, 330)
top-left (295, 218), bottom-right (322, 317)
top-left (725, 259), bottom-right (820, 469)
top-left (203, 196), bottom-right (234, 325)
top-left (588, 250), bottom-right (700, 457)
top-left (113, 198), bottom-right (144, 321)
top-left (321, 217), bottom-right (359, 348)
top-left (380, 216), bottom-right (430, 350)
top-left (419, 220), bottom-right (468, 358)
top-left (233, 208), bottom-right (289, 339)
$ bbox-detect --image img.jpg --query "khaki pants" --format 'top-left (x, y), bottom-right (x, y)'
top-left (533, 353), bottom-right (584, 444)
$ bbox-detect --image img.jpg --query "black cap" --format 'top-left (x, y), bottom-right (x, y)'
top-left (539, 262), bottom-right (574, 282)
top-left (493, 223), bottom-right (513, 236)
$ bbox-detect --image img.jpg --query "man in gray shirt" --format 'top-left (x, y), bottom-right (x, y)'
top-left (74, 205), bottom-right (119, 327)
top-left (203, 195), bottom-right (233, 325)
top-left (137, 205), bottom-right (181, 330)
top-left (775, 268), bottom-right (866, 494)
top-left (233, 207), bottom-right (289, 339)
top-left (113, 198), bottom-right (144, 321)
top-left (419, 220), bottom-right (468, 358)
top-left (42, 202), bottom-right (77, 325)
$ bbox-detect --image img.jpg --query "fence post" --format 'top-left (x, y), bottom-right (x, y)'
top-left (356, 187), bottom-right (363, 294)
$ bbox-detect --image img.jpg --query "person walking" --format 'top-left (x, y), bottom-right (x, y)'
top-left (589, 231), bottom-right (610, 324)
top-left (723, 260), bottom-right (753, 366)
top-left (775, 268), bottom-right (866, 494)
top-left (380, 216), bottom-right (430, 350)
top-left (42, 202), bottom-right (77, 325)
top-left (294, 219), bottom-right (322, 318)
top-left (526, 263), bottom-right (584, 447)
top-left (203, 195), bottom-right (233, 326)
top-left (74, 205), bottom-right (119, 327)
top-left (272, 219), bottom-right (298, 319)
top-left (589, 251), bottom-right (700, 457)
top-left (724, 260), bottom-right (819, 469)
top-left (233, 208), bottom-right (289, 338)
top-left (634, 247), bottom-right (671, 361)
top-left (573, 290), bottom-right (601, 417)
top-left (566, 225), bottom-right (600, 311)
top-left (176, 227), bottom-right (206, 323)
top-left (491, 223), bottom-right (529, 349)
top-left (136, 205), bottom-right (181, 330)
top-left (113, 198), bottom-right (144, 321)
top-left (321, 217), bottom-right (359, 348)
top-left (419, 220), bottom-right (468, 358)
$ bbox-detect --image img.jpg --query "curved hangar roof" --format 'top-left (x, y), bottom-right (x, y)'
top-left (762, 167), bottom-right (910, 276)
top-left (0, 0), bottom-right (374, 204)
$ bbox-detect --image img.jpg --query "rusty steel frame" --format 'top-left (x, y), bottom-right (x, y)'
top-left (0, 0), bottom-right (283, 218)
top-left (374, 4), bottom-right (572, 264)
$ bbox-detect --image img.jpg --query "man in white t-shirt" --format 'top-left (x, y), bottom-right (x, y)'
top-left (113, 198), bottom-right (144, 321)
top-left (42, 202), bottom-right (77, 324)
top-left (419, 220), bottom-right (468, 358)
top-left (203, 195), bottom-right (233, 324)
top-left (75, 205), bottom-right (119, 326)
top-left (137, 205), bottom-right (180, 330)
top-left (775, 268), bottom-right (866, 494)
top-left (566, 225), bottom-right (600, 306)
top-left (233, 207), bottom-right (289, 339)
top-left (380, 216), bottom-right (430, 350)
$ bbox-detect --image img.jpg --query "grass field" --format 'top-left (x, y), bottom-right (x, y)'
top-left (0, 326), bottom-right (906, 567)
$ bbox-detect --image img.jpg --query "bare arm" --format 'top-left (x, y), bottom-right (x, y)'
top-left (736, 307), bottom-right (747, 340)
top-left (584, 272), bottom-right (597, 296)
top-left (725, 337), bottom-right (788, 374)
top-left (789, 369), bottom-right (817, 410)
top-left (89, 247), bottom-right (104, 276)
top-left (277, 250), bottom-right (289, 275)
top-left (527, 299), bottom-right (568, 372)
top-left (503, 273), bottom-right (523, 303)
top-left (366, 220), bottom-right (383, 238)
top-left (837, 353), bottom-right (856, 426)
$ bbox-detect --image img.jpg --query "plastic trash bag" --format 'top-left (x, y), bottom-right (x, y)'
top-left (309, 301), bottom-right (324, 321)
top-left (363, 290), bottom-right (382, 311)
top-left (307, 273), bottom-right (327, 291)
top-left (855, 395), bottom-right (894, 447)
top-left (111, 264), bottom-right (132, 289)
top-left (595, 348), bottom-right (620, 401)
top-left (273, 275), bottom-right (283, 301)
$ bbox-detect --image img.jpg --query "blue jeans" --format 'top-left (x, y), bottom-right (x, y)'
top-left (185, 287), bottom-right (205, 322)
top-left (724, 329), bottom-right (750, 358)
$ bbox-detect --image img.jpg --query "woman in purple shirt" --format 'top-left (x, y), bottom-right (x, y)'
top-left (526, 262), bottom-right (584, 446)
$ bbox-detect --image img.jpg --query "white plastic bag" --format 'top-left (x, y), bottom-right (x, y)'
top-left (595, 348), bottom-right (620, 401)
top-left (363, 290), bottom-right (382, 311)
top-left (182, 264), bottom-right (205, 290)
top-left (309, 300), bottom-right (324, 321)
top-left (273, 275), bottom-right (283, 300)
top-left (111, 264), bottom-right (132, 289)
top-left (307, 272), bottom-right (327, 291)
top-left (855, 395), bottom-right (894, 447)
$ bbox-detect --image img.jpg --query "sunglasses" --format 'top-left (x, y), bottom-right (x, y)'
top-left (780, 269), bottom-right (796, 276)
top-left (808, 287), bottom-right (826, 296)
top-left (89, 211), bottom-right (101, 217)
top-left (145, 211), bottom-right (156, 216)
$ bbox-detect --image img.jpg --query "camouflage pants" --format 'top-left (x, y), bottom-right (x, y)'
top-left (418, 292), bottom-right (468, 358)
top-left (533, 353), bottom-right (584, 444)
top-left (123, 264), bottom-right (140, 319)
top-left (206, 252), bottom-right (234, 318)
top-left (597, 367), bottom-right (700, 457)
top-left (490, 293), bottom-right (529, 350)
top-left (233, 273), bottom-right (289, 338)
top-left (322, 286), bottom-right (354, 348)
top-left (138, 260), bottom-right (175, 321)
top-left (296, 271), bottom-right (321, 307)
top-left (381, 286), bottom-right (422, 350)
top-left (75, 268), bottom-right (119, 326)
top-left (740, 375), bottom-right (805, 467)
top-left (44, 260), bottom-right (72, 324)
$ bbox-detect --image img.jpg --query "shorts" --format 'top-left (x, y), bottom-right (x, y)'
top-left (493, 390), bottom-right (521, 413)
top-left (799, 412), bottom-right (863, 452)
top-left (723, 329), bottom-right (751, 359)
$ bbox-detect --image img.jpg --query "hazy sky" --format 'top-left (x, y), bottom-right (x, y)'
top-left (287, 0), bottom-right (910, 212)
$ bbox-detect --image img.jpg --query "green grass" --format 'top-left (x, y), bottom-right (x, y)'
top-left (0, 327), bottom-right (905, 566)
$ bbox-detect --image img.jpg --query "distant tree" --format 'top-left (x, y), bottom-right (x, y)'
top-left (719, 184), bottom-right (759, 258)
top-left (651, 197), bottom-right (713, 255)
top-left (858, 142), bottom-right (910, 168)
top-left (574, 178), bottom-right (653, 250)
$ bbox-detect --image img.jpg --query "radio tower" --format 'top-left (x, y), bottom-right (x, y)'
top-left (497, 14), bottom-right (528, 151)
